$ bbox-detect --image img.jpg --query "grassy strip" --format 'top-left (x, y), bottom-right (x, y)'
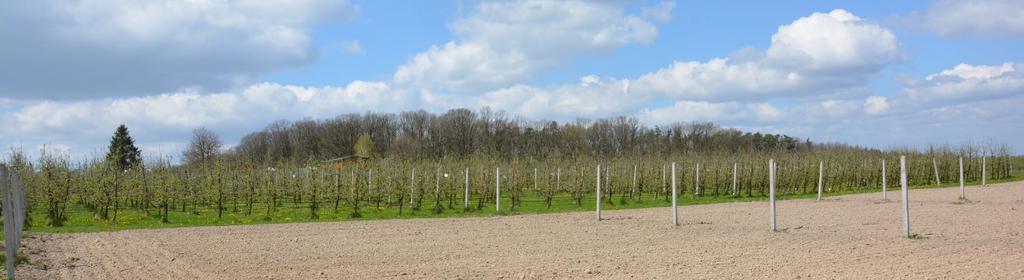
top-left (4, 171), bottom-right (1021, 235)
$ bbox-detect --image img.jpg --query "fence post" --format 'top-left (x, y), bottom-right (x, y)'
top-left (671, 162), bottom-right (678, 226)
top-left (769, 159), bottom-right (777, 232)
top-left (959, 157), bottom-right (965, 199)
top-left (556, 168), bottom-right (561, 192)
top-left (596, 165), bottom-right (602, 222)
top-left (882, 159), bottom-right (887, 201)
top-left (464, 168), bottom-right (470, 210)
top-left (933, 159), bottom-right (941, 185)
top-left (3, 164), bottom-right (16, 280)
top-left (533, 168), bottom-right (538, 191)
top-left (496, 167), bottom-right (501, 213)
top-left (695, 163), bottom-right (701, 197)
top-left (732, 163), bottom-right (738, 196)
top-left (817, 161), bottom-right (823, 201)
top-left (900, 156), bottom-right (911, 238)
top-left (410, 168), bottom-right (416, 205)
top-left (982, 157), bottom-right (987, 187)
top-left (632, 165), bottom-right (638, 198)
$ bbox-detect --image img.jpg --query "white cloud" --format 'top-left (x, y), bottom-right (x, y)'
top-left (864, 96), bottom-right (890, 114)
top-left (0, 0), bottom-right (357, 99)
top-left (475, 75), bottom-right (643, 120)
top-left (901, 62), bottom-right (1024, 105)
top-left (339, 40), bottom-right (366, 55)
top-left (393, 0), bottom-right (658, 93)
top-left (914, 0), bottom-right (1024, 38)
top-left (641, 1), bottom-right (677, 23)
top-left (633, 9), bottom-right (902, 101)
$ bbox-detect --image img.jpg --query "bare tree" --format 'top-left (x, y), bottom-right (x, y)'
top-left (183, 127), bottom-right (223, 165)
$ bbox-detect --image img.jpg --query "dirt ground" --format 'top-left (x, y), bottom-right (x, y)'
top-left (17, 181), bottom-right (1024, 279)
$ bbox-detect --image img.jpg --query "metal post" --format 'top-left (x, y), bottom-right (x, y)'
top-left (596, 165), bottom-right (602, 222)
top-left (901, 156), bottom-right (910, 238)
top-left (817, 161), bottom-right (823, 201)
top-left (671, 162), bottom-right (678, 226)
top-left (769, 159), bottom-right (777, 232)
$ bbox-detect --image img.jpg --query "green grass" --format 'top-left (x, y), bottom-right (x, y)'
top-left (4, 171), bottom-right (1021, 235)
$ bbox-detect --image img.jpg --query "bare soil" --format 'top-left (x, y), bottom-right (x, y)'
top-left (18, 182), bottom-right (1024, 279)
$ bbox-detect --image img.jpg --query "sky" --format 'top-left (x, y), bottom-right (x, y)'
top-left (1, 0), bottom-right (1023, 161)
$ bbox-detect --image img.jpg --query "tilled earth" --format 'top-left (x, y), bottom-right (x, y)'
top-left (18, 181), bottom-right (1024, 279)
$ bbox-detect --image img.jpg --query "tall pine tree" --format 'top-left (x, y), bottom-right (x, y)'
top-left (107, 124), bottom-right (142, 171)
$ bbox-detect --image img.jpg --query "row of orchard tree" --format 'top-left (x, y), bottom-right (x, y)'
top-left (5, 130), bottom-right (1014, 227)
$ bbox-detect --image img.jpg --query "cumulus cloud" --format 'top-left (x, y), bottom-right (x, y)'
top-left (393, 0), bottom-right (658, 93)
top-left (912, 0), bottom-right (1024, 38)
top-left (0, 0), bottom-right (357, 99)
top-left (1, 81), bottom-right (404, 159)
top-left (864, 96), bottom-right (890, 114)
top-left (900, 62), bottom-right (1024, 106)
top-left (641, 1), bottom-right (677, 23)
top-left (633, 9), bottom-right (903, 101)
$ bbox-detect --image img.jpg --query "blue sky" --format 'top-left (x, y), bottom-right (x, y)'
top-left (1, 0), bottom-right (1023, 160)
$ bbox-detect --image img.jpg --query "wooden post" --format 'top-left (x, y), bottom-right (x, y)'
top-left (732, 163), bottom-right (738, 196)
top-left (959, 157), bottom-right (964, 199)
top-left (464, 168), bottom-right (470, 209)
top-left (671, 162), bottom-right (678, 226)
top-left (596, 165), bottom-right (602, 222)
top-left (769, 159), bottom-right (777, 232)
top-left (882, 159), bottom-right (887, 201)
top-left (695, 163), bottom-right (701, 197)
top-left (662, 164), bottom-right (667, 195)
top-left (817, 161), bottom-right (823, 201)
top-left (496, 167), bottom-right (501, 213)
top-left (368, 169), bottom-right (373, 195)
top-left (900, 156), bottom-right (910, 238)
top-left (933, 159), bottom-right (941, 185)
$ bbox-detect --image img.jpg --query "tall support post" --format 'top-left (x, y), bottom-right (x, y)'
top-left (556, 168), bottom-right (561, 192)
top-left (2, 164), bottom-right (15, 280)
top-left (632, 165), bottom-right (638, 198)
top-left (982, 157), bottom-right (987, 187)
top-left (596, 165), bottom-right (602, 222)
top-left (662, 164), bottom-right (667, 195)
top-left (817, 161), bottom-right (823, 201)
top-left (410, 168), bottom-right (416, 205)
top-left (732, 163), bottom-right (738, 196)
top-left (769, 159), bottom-right (777, 232)
top-left (533, 168), bottom-right (538, 191)
top-left (933, 159), bottom-right (941, 185)
top-left (368, 169), bottom-right (373, 195)
top-left (671, 162), bottom-right (678, 226)
top-left (882, 159), bottom-right (887, 200)
top-left (495, 167), bottom-right (501, 213)
top-left (900, 156), bottom-right (910, 238)
top-left (464, 168), bottom-right (470, 209)
top-left (959, 157), bottom-right (965, 199)
top-left (695, 163), bottom-right (701, 197)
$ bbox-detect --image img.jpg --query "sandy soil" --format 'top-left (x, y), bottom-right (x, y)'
top-left (17, 181), bottom-right (1024, 279)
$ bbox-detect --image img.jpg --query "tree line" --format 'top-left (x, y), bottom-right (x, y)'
top-left (228, 108), bottom-right (819, 165)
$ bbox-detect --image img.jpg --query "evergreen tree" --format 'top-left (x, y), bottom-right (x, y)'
top-left (106, 124), bottom-right (142, 171)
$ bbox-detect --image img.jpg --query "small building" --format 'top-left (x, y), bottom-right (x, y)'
top-left (322, 155), bottom-right (369, 169)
